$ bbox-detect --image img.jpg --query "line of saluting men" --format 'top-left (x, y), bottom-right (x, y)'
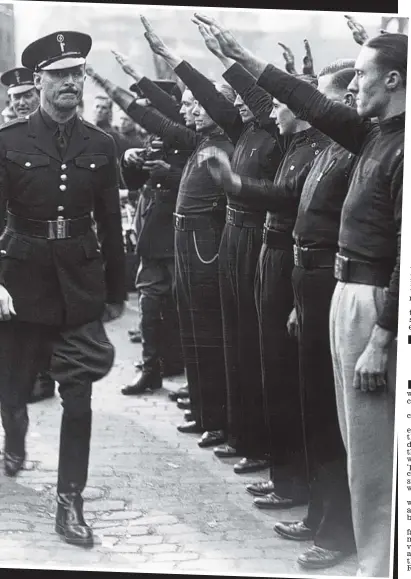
top-left (0, 12), bottom-right (403, 578)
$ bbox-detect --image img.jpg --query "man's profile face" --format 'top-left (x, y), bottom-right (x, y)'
top-left (269, 98), bottom-right (298, 135)
top-left (34, 65), bottom-right (85, 112)
top-left (179, 89), bottom-right (196, 127)
top-left (348, 46), bottom-right (393, 118)
top-left (10, 88), bottom-right (40, 117)
top-left (192, 100), bottom-right (216, 132)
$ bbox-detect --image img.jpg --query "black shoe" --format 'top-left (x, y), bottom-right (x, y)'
top-left (254, 492), bottom-right (307, 510)
top-left (298, 546), bottom-right (348, 569)
top-left (177, 421), bottom-right (203, 434)
top-left (234, 458), bottom-right (270, 474)
top-left (246, 480), bottom-right (275, 497)
top-left (168, 386), bottom-right (189, 402)
top-left (184, 410), bottom-right (194, 422)
top-left (121, 372), bottom-right (162, 395)
top-left (176, 397), bottom-right (191, 410)
top-left (213, 444), bottom-right (239, 458)
top-left (4, 452), bottom-right (26, 477)
top-left (274, 520), bottom-right (315, 541)
top-left (55, 493), bottom-right (94, 548)
top-left (198, 430), bottom-right (225, 448)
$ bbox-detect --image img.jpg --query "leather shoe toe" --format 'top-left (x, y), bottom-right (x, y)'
top-left (246, 480), bottom-right (275, 496)
top-left (198, 430), bottom-right (225, 448)
top-left (254, 492), bottom-right (307, 510)
top-left (234, 458), bottom-right (270, 474)
top-left (274, 520), bottom-right (315, 541)
top-left (213, 444), bottom-right (238, 458)
top-left (177, 421), bottom-right (203, 434)
top-left (297, 546), bottom-right (348, 569)
top-left (176, 397), bottom-right (191, 410)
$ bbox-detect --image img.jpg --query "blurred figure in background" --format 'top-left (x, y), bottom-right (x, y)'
top-left (117, 111), bottom-right (146, 149)
top-left (91, 94), bottom-right (129, 156)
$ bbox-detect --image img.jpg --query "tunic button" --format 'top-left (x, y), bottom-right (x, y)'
top-left (61, 164), bottom-right (67, 170)
top-left (315, 150), bottom-right (320, 155)
top-left (57, 205), bottom-right (64, 212)
top-left (60, 174), bottom-right (67, 181)
top-left (90, 163), bottom-right (96, 169)
top-left (174, 150), bottom-right (178, 154)
top-left (156, 183), bottom-right (161, 188)
top-left (25, 161), bottom-right (31, 167)
top-left (59, 184), bottom-right (67, 191)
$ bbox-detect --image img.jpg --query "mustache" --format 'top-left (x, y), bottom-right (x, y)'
top-left (59, 88), bottom-right (78, 94)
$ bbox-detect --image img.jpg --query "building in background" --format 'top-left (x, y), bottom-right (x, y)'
top-left (0, 3), bottom-right (15, 114)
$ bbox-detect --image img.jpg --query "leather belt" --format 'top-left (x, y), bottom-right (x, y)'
top-left (293, 245), bottom-right (335, 269)
top-left (6, 211), bottom-right (92, 240)
top-left (226, 206), bottom-right (264, 229)
top-left (262, 225), bottom-right (294, 250)
top-left (334, 253), bottom-right (391, 287)
top-left (173, 212), bottom-right (224, 231)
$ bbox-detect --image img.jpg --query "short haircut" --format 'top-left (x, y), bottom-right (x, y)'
top-left (330, 68), bottom-right (356, 91)
top-left (319, 59), bottom-right (356, 77)
top-left (214, 81), bottom-right (236, 105)
top-left (365, 32), bottom-right (408, 87)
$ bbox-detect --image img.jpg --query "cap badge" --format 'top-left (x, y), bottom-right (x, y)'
top-left (15, 70), bottom-right (20, 83)
top-left (57, 33), bottom-right (65, 53)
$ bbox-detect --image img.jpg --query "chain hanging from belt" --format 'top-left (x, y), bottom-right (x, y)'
top-left (192, 231), bottom-right (219, 265)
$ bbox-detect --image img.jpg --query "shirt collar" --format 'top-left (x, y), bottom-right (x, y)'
top-left (39, 107), bottom-right (77, 136)
top-left (379, 112), bottom-right (405, 134)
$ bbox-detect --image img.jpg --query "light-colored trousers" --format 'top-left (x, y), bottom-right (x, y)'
top-left (330, 282), bottom-right (396, 578)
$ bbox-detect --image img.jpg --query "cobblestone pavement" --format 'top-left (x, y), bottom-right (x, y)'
top-left (0, 294), bottom-right (358, 576)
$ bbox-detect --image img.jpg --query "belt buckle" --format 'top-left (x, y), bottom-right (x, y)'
top-left (175, 214), bottom-right (183, 230)
top-left (48, 218), bottom-right (69, 240)
top-left (227, 208), bottom-right (234, 225)
top-left (334, 254), bottom-right (349, 281)
top-left (293, 244), bottom-right (301, 266)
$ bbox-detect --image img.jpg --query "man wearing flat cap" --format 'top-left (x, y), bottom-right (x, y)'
top-left (0, 30), bottom-right (126, 548)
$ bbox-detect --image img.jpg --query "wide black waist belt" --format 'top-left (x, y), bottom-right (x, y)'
top-left (293, 245), bottom-right (335, 269)
top-left (262, 225), bottom-right (294, 250)
top-left (6, 211), bottom-right (92, 240)
top-left (226, 206), bottom-right (264, 229)
top-left (173, 212), bottom-right (224, 231)
top-left (334, 253), bottom-right (391, 287)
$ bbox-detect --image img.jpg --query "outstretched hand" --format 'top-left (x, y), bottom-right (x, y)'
top-left (193, 13), bottom-right (246, 61)
top-left (112, 50), bottom-right (140, 80)
top-left (193, 18), bottom-right (225, 60)
top-left (345, 14), bottom-right (369, 46)
top-left (278, 42), bottom-right (297, 75)
top-left (302, 39), bottom-right (314, 75)
top-left (140, 15), bottom-right (171, 57)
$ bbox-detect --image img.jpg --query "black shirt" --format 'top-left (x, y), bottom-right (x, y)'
top-left (257, 64), bottom-right (404, 332)
top-left (239, 126), bottom-right (330, 235)
top-left (293, 141), bottom-right (356, 248)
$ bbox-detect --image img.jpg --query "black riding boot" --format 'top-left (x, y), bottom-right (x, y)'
top-left (1, 405), bottom-right (28, 476)
top-left (55, 408), bottom-right (93, 548)
top-left (122, 294), bottom-right (162, 395)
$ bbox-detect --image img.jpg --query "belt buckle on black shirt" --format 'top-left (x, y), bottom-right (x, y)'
top-left (334, 253), bottom-right (349, 281)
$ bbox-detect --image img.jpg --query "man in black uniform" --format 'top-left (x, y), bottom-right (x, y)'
top-left (198, 18), bottom-right (405, 577)
top-left (0, 31), bottom-right (126, 548)
top-left (1, 66), bottom-right (56, 404)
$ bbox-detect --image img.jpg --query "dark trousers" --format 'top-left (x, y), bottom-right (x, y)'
top-left (219, 222), bottom-right (268, 457)
top-left (175, 226), bottom-right (226, 431)
top-left (0, 319), bottom-right (114, 494)
top-left (292, 265), bottom-right (354, 552)
top-left (135, 257), bottom-right (183, 374)
top-left (255, 244), bottom-right (308, 499)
